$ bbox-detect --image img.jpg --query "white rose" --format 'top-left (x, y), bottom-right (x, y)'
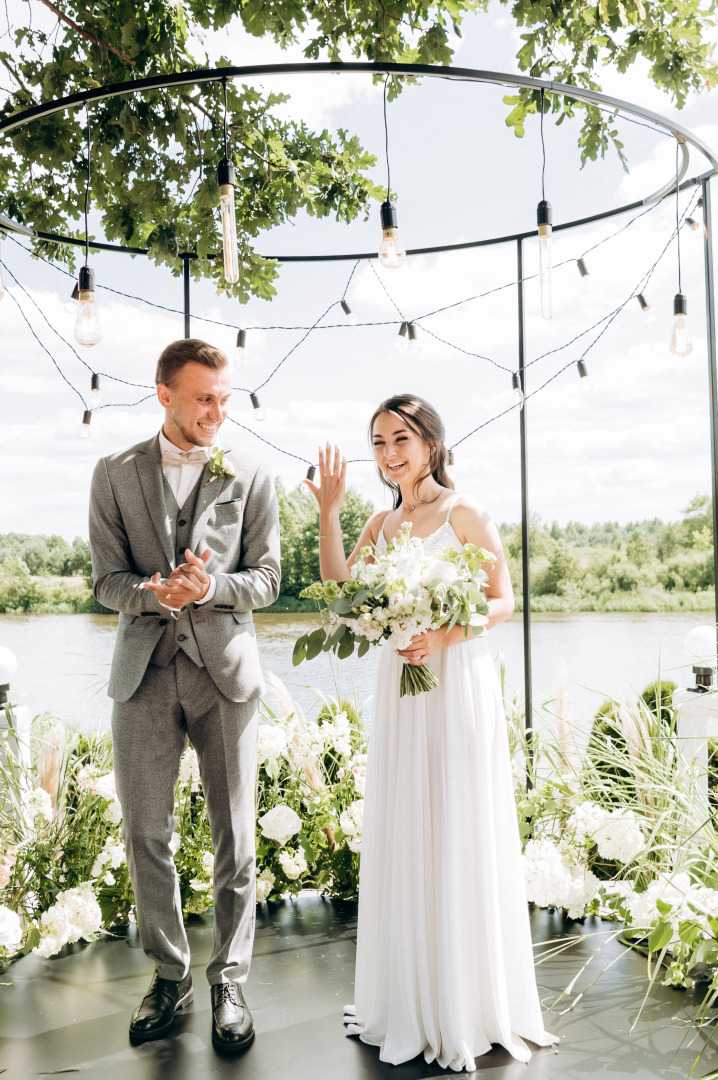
top-left (169, 832), bottom-right (182, 855)
top-left (423, 559), bottom-right (458, 587)
top-left (258, 805), bottom-right (302, 846)
top-left (0, 905), bottom-right (22, 947)
top-left (201, 852), bottom-right (215, 876)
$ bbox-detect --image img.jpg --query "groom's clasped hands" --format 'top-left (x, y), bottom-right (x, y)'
top-left (142, 548), bottom-right (213, 609)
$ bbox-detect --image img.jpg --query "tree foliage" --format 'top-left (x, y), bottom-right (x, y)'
top-left (0, 0), bottom-right (715, 296)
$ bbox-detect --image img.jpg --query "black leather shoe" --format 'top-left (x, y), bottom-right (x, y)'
top-left (211, 981), bottom-right (255, 1052)
top-left (129, 974), bottom-right (193, 1043)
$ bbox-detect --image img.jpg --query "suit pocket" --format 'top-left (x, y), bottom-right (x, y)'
top-left (231, 611), bottom-right (252, 627)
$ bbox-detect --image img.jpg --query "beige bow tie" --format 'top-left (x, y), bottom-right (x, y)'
top-left (162, 447), bottom-right (211, 467)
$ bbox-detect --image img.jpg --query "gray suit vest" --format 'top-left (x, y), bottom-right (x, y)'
top-left (150, 475), bottom-right (205, 669)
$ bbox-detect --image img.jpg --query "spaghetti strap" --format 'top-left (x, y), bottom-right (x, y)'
top-left (376, 510), bottom-right (392, 544)
top-left (444, 494), bottom-right (461, 525)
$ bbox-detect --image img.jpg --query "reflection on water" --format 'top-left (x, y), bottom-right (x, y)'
top-left (0, 610), bottom-right (707, 734)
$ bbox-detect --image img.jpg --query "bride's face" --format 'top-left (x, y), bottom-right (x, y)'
top-left (371, 411), bottom-right (431, 485)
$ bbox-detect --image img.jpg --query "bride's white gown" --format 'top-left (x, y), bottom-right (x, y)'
top-left (344, 506), bottom-right (557, 1071)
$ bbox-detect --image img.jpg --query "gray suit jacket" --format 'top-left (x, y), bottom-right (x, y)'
top-left (89, 433), bottom-right (280, 703)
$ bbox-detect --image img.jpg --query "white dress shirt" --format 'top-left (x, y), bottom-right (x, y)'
top-left (158, 429), bottom-right (216, 606)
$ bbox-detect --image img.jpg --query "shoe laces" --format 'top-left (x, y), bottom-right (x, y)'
top-left (216, 982), bottom-right (240, 1007)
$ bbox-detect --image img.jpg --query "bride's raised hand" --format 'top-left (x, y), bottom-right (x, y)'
top-left (304, 442), bottom-right (346, 514)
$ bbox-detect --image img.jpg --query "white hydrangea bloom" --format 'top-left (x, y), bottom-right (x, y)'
top-left (566, 801), bottom-right (607, 845)
top-left (0, 905), bottom-right (23, 948)
top-left (103, 871), bottom-right (116, 887)
top-left (592, 809), bottom-right (644, 864)
top-left (523, 838), bottom-right (600, 920)
top-left (201, 851), bottom-right (214, 877)
top-left (91, 837), bottom-right (125, 878)
top-left (104, 800), bottom-right (123, 826)
top-left (278, 849), bottom-right (308, 881)
top-left (340, 799), bottom-right (364, 841)
top-left (169, 832), bottom-right (181, 855)
top-left (255, 868), bottom-right (275, 903)
top-left (324, 711), bottom-right (352, 757)
top-left (24, 787), bottom-right (53, 824)
top-left (34, 883), bottom-right (102, 959)
top-left (189, 878), bottom-right (212, 893)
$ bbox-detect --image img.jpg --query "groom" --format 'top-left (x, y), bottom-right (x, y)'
top-left (89, 338), bottom-right (280, 1051)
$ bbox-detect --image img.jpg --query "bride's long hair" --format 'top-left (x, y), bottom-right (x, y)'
top-left (369, 394), bottom-right (454, 509)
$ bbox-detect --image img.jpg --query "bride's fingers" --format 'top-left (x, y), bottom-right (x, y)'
top-left (333, 444), bottom-right (341, 474)
top-left (303, 478), bottom-right (319, 501)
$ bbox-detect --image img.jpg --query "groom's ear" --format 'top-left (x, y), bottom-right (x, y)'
top-left (157, 383), bottom-right (172, 408)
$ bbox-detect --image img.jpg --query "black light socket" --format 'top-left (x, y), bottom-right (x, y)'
top-left (82, 409), bottom-right (92, 427)
top-left (235, 329), bottom-right (246, 349)
top-left (340, 300), bottom-right (352, 317)
top-left (78, 265), bottom-right (94, 292)
top-left (637, 293), bottom-right (650, 312)
top-left (306, 465), bottom-right (316, 482)
top-left (512, 372), bottom-right (521, 392)
top-left (70, 283), bottom-right (79, 302)
top-left (577, 360), bottom-right (589, 379)
top-left (674, 293), bottom-right (688, 317)
top-left (250, 392), bottom-right (261, 410)
top-left (380, 201), bottom-right (398, 230)
top-left (537, 200), bottom-right (552, 227)
top-left (397, 321), bottom-right (408, 338)
top-left (91, 373), bottom-right (100, 393)
top-left (217, 158), bottom-right (235, 187)
top-left (577, 258), bottom-right (589, 277)
top-left (407, 322), bottom-right (418, 343)
top-left (448, 449), bottom-right (455, 466)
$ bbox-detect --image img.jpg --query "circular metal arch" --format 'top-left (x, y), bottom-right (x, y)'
top-left (0, 61), bottom-right (715, 260)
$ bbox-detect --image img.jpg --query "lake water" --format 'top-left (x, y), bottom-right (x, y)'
top-left (0, 611), bottom-right (710, 734)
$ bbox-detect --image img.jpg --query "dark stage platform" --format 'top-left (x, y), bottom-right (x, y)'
top-left (0, 898), bottom-right (715, 1080)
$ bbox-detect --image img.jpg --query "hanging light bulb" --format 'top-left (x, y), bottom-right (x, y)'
top-left (232, 329), bottom-right (246, 373)
top-left (636, 293), bottom-right (656, 323)
top-left (394, 321), bottom-right (409, 351)
top-left (576, 258), bottom-right (589, 280)
top-left (301, 464), bottom-right (316, 497)
top-left (306, 465), bottom-right (316, 482)
top-left (378, 201), bottom-right (406, 270)
top-left (90, 373), bottom-right (101, 409)
top-left (250, 392), bottom-right (265, 421)
top-left (447, 449), bottom-right (455, 466)
top-left (340, 299), bottom-right (359, 325)
top-left (576, 359), bottom-right (593, 390)
top-left (64, 282), bottom-right (79, 313)
top-left (218, 157), bottom-right (239, 284)
top-left (407, 322), bottom-right (421, 353)
top-left (78, 409), bottom-right (92, 438)
top-left (512, 372), bottom-right (524, 409)
top-left (685, 217), bottom-right (700, 232)
top-left (670, 293), bottom-right (693, 357)
top-left (74, 266), bottom-right (102, 346)
top-left (537, 200), bottom-right (553, 319)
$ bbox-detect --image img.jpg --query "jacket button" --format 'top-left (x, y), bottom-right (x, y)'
top-left (158, 619), bottom-right (168, 627)
top-left (178, 519), bottom-right (187, 527)
top-left (177, 634), bottom-right (187, 642)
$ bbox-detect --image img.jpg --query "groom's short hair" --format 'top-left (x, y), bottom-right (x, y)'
top-left (155, 339), bottom-right (228, 388)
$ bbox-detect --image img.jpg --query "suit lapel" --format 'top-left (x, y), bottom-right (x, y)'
top-left (135, 434), bottom-right (176, 572)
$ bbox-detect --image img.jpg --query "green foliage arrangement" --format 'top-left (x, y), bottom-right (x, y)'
top-left (1, 0), bottom-right (715, 296)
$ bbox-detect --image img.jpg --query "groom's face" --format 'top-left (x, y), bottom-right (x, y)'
top-left (158, 361), bottom-right (232, 449)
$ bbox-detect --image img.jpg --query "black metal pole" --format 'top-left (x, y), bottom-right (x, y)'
top-left (701, 180), bottom-right (718, 650)
top-left (517, 238), bottom-right (533, 764)
top-left (183, 255), bottom-right (191, 338)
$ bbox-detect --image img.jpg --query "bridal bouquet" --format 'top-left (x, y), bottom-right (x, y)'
top-left (293, 523), bottom-right (495, 696)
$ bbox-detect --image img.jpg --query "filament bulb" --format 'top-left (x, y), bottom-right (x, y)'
top-left (90, 373), bottom-right (101, 410)
top-left (512, 372), bottom-right (524, 409)
top-left (378, 201), bottom-right (406, 270)
top-left (537, 200), bottom-right (553, 321)
top-left (340, 299), bottom-right (358, 325)
top-left (233, 329), bottom-right (246, 373)
top-left (78, 409), bottom-right (92, 438)
top-left (218, 158), bottom-right (239, 285)
top-left (670, 294), bottom-right (693, 357)
top-left (74, 267), bottom-right (102, 346)
top-left (576, 359), bottom-right (593, 391)
top-left (394, 321), bottom-right (409, 351)
top-left (250, 392), bottom-right (265, 421)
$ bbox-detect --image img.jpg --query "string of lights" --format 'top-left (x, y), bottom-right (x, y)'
top-left (1, 187), bottom-right (685, 341)
top-left (0, 186), bottom-right (704, 472)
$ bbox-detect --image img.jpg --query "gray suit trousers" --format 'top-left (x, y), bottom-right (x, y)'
top-left (112, 652), bottom-right (257, 986)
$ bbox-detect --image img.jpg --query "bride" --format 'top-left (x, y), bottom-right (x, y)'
top-left (306, 394), bottom-right (556, 1071)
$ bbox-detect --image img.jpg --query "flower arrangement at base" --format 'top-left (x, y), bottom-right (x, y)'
top-left (293, 523), bottom-right (495, 696)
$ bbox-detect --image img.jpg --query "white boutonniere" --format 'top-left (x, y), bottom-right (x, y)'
top-left (204, 447), bottom-right (236, 486)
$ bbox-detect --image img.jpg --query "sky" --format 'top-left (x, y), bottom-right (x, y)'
top-left (1, 2), bottom-right (717, 541)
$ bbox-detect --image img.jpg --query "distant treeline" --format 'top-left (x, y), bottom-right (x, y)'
top-left (0, 490), bottom-right (713, 614)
